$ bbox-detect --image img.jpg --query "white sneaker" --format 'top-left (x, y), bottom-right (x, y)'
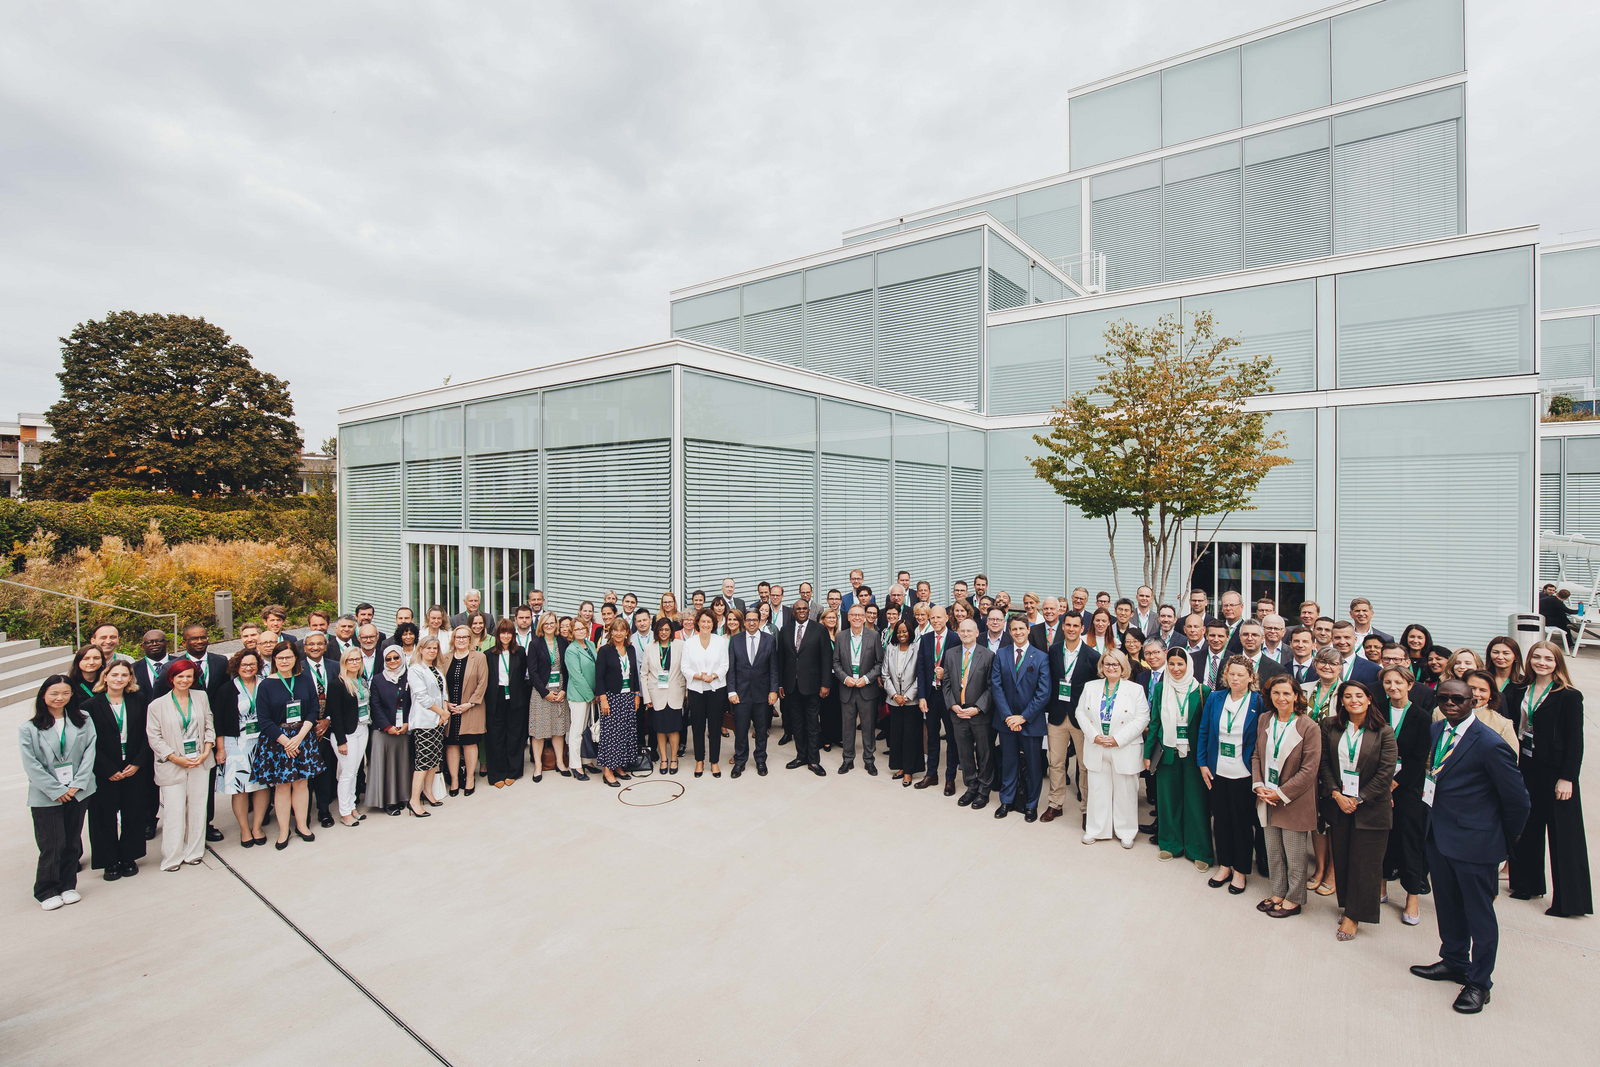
top-left (1081, 834), bottom-right (1096, 845)
top-left (59, 889), bottom-right (81, 905)
top-left (1120, 839), bottom-right (1135, 849)
top-left (40, 895), bottom-right (64, 911)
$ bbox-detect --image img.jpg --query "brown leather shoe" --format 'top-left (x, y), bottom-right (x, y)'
top-left (1040, 806), bottom-right (1062, 823)
top-left (914, 776), bottom-right (938, 790)
top-left (943, 780), bottom-right (957, 797)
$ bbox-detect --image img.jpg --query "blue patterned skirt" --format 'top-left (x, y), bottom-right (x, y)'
top-left (598, 692), bottom-right (638, 769)
top-left (250, 731), bottom-right (328, 786)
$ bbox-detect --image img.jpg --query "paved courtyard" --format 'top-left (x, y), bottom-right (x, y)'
top-left (2, 654), bottom-right (1598, 1065)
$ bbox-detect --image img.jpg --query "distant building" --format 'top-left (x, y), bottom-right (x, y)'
top-left (0, 413), bottom-right (51, 498)
top-left (299, 452), bottom-right (335, 495)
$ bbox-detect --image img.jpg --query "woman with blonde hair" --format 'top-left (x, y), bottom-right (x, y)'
top-left (564, 605), bottom-right (598, 780)
top-left (405, 636), bottom-right (447, 816)
top-left (1509, 640), bottom-right (1592, 916)
top-left (441, 625), bottom-right (488, 796)
top-left (1447, 648), bottom-right (1485, 681)
top-left (325, 647), bottom-right (371, 826)
top-left (595, 618), bottom-right (643, 787)
top-left (529, 610), bottom-right (571, 780)
top-left (84, 659), bottom-right (150, 877)
top-left (1076, 648), bottom-right (1151, 848)
top-left (1198, 656), bottom-right (1263, 893)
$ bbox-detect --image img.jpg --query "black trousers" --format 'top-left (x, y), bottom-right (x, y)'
top-left (1210, 775), bottom-right (1256, 873)
top-left (1428, 836), bottom-right (1501, 988)
top-left (1384, 790), bottom-right (1432, 896)
top-left (792, 692), bottom-right (822, 764)
top-left (731, 699), bottom-right (771, 769)
top-left (312, 735), bottom-right (336, 814)
top-left (32, 800), bottom-right (85, 901)
top-left (485, 697), bottom-right (526, 782)
top-left (923, 695), bottom-right (959, 781)
top-left (1328, 807), bottom-right (1389, 924)
top-left (87, 776), bottom-right (147, 869)
top-left (888, 702), bottom-right (923, 774)
top-left (686, 687), bottom-right (728, 763)
top-left (1511, 762), bottom-right (1593, 916)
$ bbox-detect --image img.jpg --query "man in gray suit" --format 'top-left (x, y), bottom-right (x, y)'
top-left (943, 618), bottom-right (996, 810)
top-left (449, 589), bottom-right (497, 630)
top-left (833, 604), bottom-right (881, 775)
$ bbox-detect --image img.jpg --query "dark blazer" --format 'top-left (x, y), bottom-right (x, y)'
top-left (303, 654), bottom-right (341, 723)
top-left (1384, 698), bottom-right (1433, 796)
top-left (135, 655), bottom-right (173, 697)
top-left (1317, 719), bottom-right (1398, 830)
top-left (728, 630), bottom-right (779, 705)
top-left (1028, 620), bottom-right (1067, 655)
top-left (84, 691), bottom-right (151, 777)
top-left (485, 645), bottom-right (528, 710)
top-left (213, 678), bottom-right (252, 738)
top-left (940, 642), bottom-right (994, 719)
top-left (528, 637), bottom-right (570, 699)
top-left (1427, 717), bottom-right (1531, 865)
top-left (325, 676), bottom-right (366, 743)
top-left (832, 627), bottom-right (882, 698)
top-left (1246, 651), bottom-right (1287, 686)
top-left (1198, 690), bottom-right (1263, 773)
top-left (989, 642), bottom-right (1052, 736)
top-left (778, 618), bottom-right (832, 696)
top-left (1523, 685), bottom-right (1584, 781)
top-left (915, 628), bottom-right (958, 708)
top-left (1344, 656), bottom-right (1381, 687)
top-left (594, 642), bottom-right (641, 696)
top-left (256, 671), bottom-right (321, 743)
top-left (370, 670), bottom-right (410, 731)
top-left (1408, 682), bottom-right (1438, 715)
top-left (1192, 646), bottom-right (1230, 690)
top-left (1046, 640), bottom-right (1101, 727)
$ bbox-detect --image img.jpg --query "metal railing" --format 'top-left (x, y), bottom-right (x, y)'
top-left (0, 578), bottom-right (179, 649)
top-left (1049, 251), bottom-right (1107, 294)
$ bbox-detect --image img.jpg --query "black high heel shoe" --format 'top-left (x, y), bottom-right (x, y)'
top-left (531, 773), bottom-right (543, 783)
top-left (408, 804), bottom-right (431, 818)
top-left (463, 785), bottom-right (476, 796)
top-left (447, 785), bottom-right (460, 797)
top-left (669, 762), bottom-right (679, 775)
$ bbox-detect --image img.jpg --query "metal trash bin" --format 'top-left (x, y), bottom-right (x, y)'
top-left (215, 590), bottom-right (234, 640)
top-left (1508, 612), bottom-right (1544, 657)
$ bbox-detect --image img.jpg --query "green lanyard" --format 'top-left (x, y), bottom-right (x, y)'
top-left (189, 652), bottom-right (208, 685)
top-left (499, 651), bottom-right (511, 695)
top-left (1311, 685), bottom-right (1334, 721)
top-left (1343, 723), bottom-right (1362, 764)
top-left (310, 662), bottom-right (326, 690)
top-left (1390, 702), bottom-right (1410, 738)
top-left (960, 648), bottom-right (971, 685)
top-left (1431, 720), bottom-right (1464, 772)
top-left (1222, 695), bottom-right (1244, 735)
top-left (1102, 681), bottom-right (1120, 715)
top-left (850, 634), bottom-right (862, 661)
top-left (659, 644), bottom-right (670, 669)
top-left (78, 682), bottom-right (93, 699)
top-left (1269, 716), bottom-right (1292, 759)
top-left (1012, 645), bottom-right (1028, 675)
top-left (57, 720), bottom-right (68, 758)
top-left (276, 673), bottom-right (296, 698)
top-left (144, 657), bottom-right (164, 681)
top-left (1526, 680), bottom-right (1554, 721)
top-left (176, 692), bottom-right (193, 733)
top-left (240, 681), bottom-right (258, 720)
top-left (111, 700), bottom-right (126, 739)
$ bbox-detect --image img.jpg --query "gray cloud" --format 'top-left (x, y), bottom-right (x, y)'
top-left (2, 0), bottom-right (1595, 444)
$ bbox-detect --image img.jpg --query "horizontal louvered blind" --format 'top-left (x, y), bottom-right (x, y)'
top-left (467, 450), bottom-right (537, 533)
top-left (740, 305), bottom-right (803, 365)
top-left (675, 319), bottom-right (741, 350)
top-left (1238, 409), bottom-right (1315, 530)
top-left (986, 469), bottom-right (1063, 598)
top-left (341, 464), bottom-right (402, 621)
top-left (1563, 472), bottom-right (1600, 541)
top-left (989, 271), bottom-right (1028, 311)
top-left (949, 465), bottom-right (985, 587)
top-left (1243, 148), bottom-right (1332, 267)
top-left (1540, 471), bottom-right (1562, 582)
top-left (1092, 187), bottom-right (1162, 290)
top-left (875, 270), bottom-right (981, 408)
top-left (404, 457), bottom-right (463, 530)
top-left (821, 453), bottom-right (890, 595)
top-left (892, 460), bottom-right (948, 602)
top-left (803, 290), bottom-right (876, 385)
top-left (1333, 120), bottom-right (1460, 254)
top-left (543, 441), bottom-right (671, 615)
top-left (1016, 188), bottom-right (1081, 262)
top-left (685, 440), bottom-right (815, 598)
top-left (1338, 305), bottom-right (1524, 388)
top-left (988, 236), bottom-right (1031, 311)
top-left (1541, 317), bottom-right (1595, 380)
top-left (1067, 507), bottom-right (1146, 602)
top-left (1162, 169), bottom-right (1243, 281)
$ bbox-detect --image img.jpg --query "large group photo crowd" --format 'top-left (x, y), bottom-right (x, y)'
top-left (19, 568), bottom-right (1591, 1014)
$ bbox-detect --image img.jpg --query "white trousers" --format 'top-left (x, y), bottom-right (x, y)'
top-left (159, 767), bottom-right (209, 868)
top-left (568, 701), bottom-right (591, 765)
top-left (1084, 763), bottom-right (1140, 845)
top-left (336, 723), bottom-right (369, 816)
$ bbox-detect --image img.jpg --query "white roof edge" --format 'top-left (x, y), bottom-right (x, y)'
top-left (1540, 419), bottom-right (1600, 438)
top-left (1542, 236), bottom-right (1600, 255)
top-left (984, 226), bottom-right (1541, 325)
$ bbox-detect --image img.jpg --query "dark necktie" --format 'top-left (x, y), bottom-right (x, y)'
top-left (1015, 648), bottom-right (1023, 669)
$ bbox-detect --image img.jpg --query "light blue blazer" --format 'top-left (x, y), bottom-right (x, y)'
top-left (18, 716), bottom-right (98, 807)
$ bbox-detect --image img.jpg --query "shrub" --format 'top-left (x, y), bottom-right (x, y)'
top-left (88, 489), bottom-right (310, 512)
top-left (0, 500), bottom-right (267, 563)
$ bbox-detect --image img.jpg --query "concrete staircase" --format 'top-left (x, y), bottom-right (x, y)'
top-left (0, 634), bottom-right (76, 709)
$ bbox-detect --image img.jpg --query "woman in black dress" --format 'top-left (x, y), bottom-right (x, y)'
top-left (819, 607), bottom-right (842, 752)
top-left (594, 618), bottom-right (641, 787)
top-left (1378, 664), bottom-right (1430, 925)
top-left (1509, 641), bottom-right (1592, 917)
top-left (484, 619), bottom-right (527, 788)
top-left (1318, 680), bottom-right (1397, 942)
top-left (83, 660), bottom-right (149, 879)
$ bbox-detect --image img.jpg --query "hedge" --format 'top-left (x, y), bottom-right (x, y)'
top-left (89, 489), bottom-right (312, 512)
top-left (0, 499), bottom-right (268, 560)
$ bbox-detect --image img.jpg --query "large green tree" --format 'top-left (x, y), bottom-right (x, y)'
top-left (31, 312), bottom-right (303, 500)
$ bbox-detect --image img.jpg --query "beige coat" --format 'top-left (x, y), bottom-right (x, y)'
top-left (146, 690), bottom-right (216, 787)
top-left (446, 651), bottom-right (489, 733)
top-left (640, 639), bottom-right (687, 710)
top-left (1251, 713), bottom-right (1322, 832)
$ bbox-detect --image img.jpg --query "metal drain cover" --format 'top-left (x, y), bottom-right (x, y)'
top-left (617, 779), bottom-right (685, 807)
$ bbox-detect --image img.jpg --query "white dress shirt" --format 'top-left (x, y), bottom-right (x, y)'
top-left (681, 634), bottom-right (729, 693)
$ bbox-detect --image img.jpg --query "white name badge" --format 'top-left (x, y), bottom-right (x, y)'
top-left (359, 708), bottom-right (371, 725)
top-left (656, 671), bottom-right (670, 687)
top-left (183, 738), bottom-right (198, 755)
top-left (284, 701), bottom-right (302, 725)
top-left (1422, 775), bottom-right (1436, 807)
top-left (52, 762), bottom-right (73, 786)
top-left (1340, 769), bottom-right (1360, 798)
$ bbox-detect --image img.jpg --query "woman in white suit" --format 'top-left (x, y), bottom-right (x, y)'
top-left (1075, 649), bottom-right (1150, 848)
top-left (641, 616), bottom-right (686, 774)
top-left (146, 659), bottom-right (216, 870)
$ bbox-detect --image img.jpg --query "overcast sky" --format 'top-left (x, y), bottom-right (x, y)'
top-left (2, 0), bottom-right (1596, 446)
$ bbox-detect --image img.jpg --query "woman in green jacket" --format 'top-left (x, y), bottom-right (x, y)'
top-left (1144, 646), bottom-right (1212, 869)
top-left (564, 604), bottom-right (599, 781)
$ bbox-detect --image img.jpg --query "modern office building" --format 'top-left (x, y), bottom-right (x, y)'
top-left (339, 0), bottom-right (1543, 647)
top-left (1537, 239), bottom-right (1600, 582)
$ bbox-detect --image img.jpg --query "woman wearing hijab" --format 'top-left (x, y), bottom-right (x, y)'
top-left (1198, 656), bottom-right (1263, 893)
top-left (1509, 641), bottom-right (1592, 917)
top-left (368, 645), bottom-right (413, 816)
top-left (1319, 680), bottom-right (1397, 941)
top-left (1144, 646), bottom-right (1211, 869)
top-left (84, 659), bottom-right (149, 879)
top-left (251, 642), bottom-right (323, 849)
top-left (595, 618), bottom-right (642, 787)
top-left (215, 649), bottom-right (269, 846)
top-left (441, 625), bottom-right (488, 796)
top-left (484, 619), bottom-right (527, 788)
top-left (325, 647), bottom-right (371, 827)
top-left (1378, 664), bottom-right (1430, 926)
top-left (147, 659), bottom-right (217, 870)
top-left (564, 607), bottom-right (599, 780)
top-left (1251, 674), bottom-right (1321, 917)
top-left (21, 676), bottom-right (97, 909)
top-left (641, 616), bottom-right (685, 775)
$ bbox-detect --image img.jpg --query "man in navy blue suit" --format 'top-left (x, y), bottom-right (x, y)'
top-left (1330, 621), bottom-right (1380, 687)
top-left (727, 607), bottom-right (779, 777)
top-left (1410, 678), bottom-right (1530, 1014)
top-left (991, 614), bottom-right (1052, 822)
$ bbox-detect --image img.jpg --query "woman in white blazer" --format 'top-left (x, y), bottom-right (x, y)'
top-left (641, 617), bottom-right (687, 775)
top-left (681, 609), bottom-right (730, 778)
top-left (1075, 649), bottom-right (1151, 848)
top-left (146, 659), bottom-right (216, 871)
top-left (404, 637), bottom-right (447, 817)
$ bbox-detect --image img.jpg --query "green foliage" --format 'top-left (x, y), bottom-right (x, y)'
top-left (1547, 394), bottom-right (1576, 417)
top-left (0, 499), bottom-right (261, 564)
top-left (251, 489), bottom-right (337, 574)
top-left (30, 311), bottom-right (303, 500)
top-left (88, 489), bottom-right (309, 512)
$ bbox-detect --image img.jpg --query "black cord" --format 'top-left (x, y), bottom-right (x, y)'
top-left (205, 846), bottom-right (456, 1067)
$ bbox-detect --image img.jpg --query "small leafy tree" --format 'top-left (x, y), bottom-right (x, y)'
top-left (1031, 311), bottom-right (1291, 601)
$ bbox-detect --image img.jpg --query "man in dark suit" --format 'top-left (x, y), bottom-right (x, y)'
top-left (301, 630), bottom-right (342, 828)
top-left (447, 591), bottom-right (493, 632)
top-left (719, 577), bottom-right (747, 614)
top-left (727, 607), bottom-right (778, 777)
top-left (769, 584), bottom-right (794, 633)
top-left (263, 604), bottom-right (304, 651)
top-left (915, 606), bottom-right (959, 795)
top-left (1348, 597), bottom-right (1394, 645)
top-left (1410, 679), bottom-right (1530, 1014)
top-left (1028, 596), bottom-right (1066, 654)
top-left (943, 619), bottom-right (996, 809)
top-left (1237, 620), bottom-right (1287, 686)
top-left (832, 604), bottom-right (881, 775)
top-left (1042, 612), bottom-right (1099, 824)
top-left (1193, 621), bottom-right (1231, 691)
top-left (991, 615), bottom-right (1052, 821)
top-left (778, 599), bottom-right (831, 776)
top-left (1217, 591), bottom-right (1246, 655)
top-left (1330, 621), bottom-right (1381, 686)
top-left (1285, 626), bottom-right (1318, 685)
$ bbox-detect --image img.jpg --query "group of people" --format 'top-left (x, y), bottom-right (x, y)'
top-left (20, 573), bottom-right (1590, 1013)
